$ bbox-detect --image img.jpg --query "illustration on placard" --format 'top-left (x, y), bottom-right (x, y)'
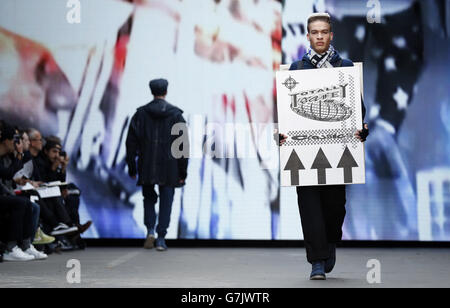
top-left (282, 75), bottom-right (299, 92)
top-left (276, 66), bottom-right (365, 187)
top-left (289, 81), bottom-right (352, 122)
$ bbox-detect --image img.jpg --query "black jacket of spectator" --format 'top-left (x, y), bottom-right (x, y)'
top-left (22, 151), bottom-right (33, 164)
top-left (0, 154), bottom-right (23, 196)
top-left (126, 98), bottom-right (189, 187)
top-left (31, 151), bottom-right (66, 183)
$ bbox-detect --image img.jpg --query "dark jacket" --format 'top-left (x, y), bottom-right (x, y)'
top-left (289, 52), bottom-right (366, 121)
top-left (0, 154), bottom-right (23, 196)
top-left (126, 98), bottom-right (189, 187)
top-left (31, 152), bottom-right (66, 183)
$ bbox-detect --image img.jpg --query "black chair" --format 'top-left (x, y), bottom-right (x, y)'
top-left (0, 241), bottom-right (4, 262)
top-left (0, 213), bottom-right (6, 262)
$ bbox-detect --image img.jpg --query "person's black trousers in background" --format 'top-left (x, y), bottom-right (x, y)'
top-left (65, 194), bottom-right (80, 225)
top-left (296, 185), bottom-right (346, 264)
top-left (0, 196), bottom-right (33, 243)
top-left (38, 197), bottom-right (73, 232)
top-left (64, 183), bottom-right (82, 225)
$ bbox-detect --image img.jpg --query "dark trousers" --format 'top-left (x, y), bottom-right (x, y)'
top-left (65, 195), bottom-right (80, 225)
top-left (28, 200), bottom-right (40, 240)
top-left (143, 185), bottom-right (175, 238)
top-left (296, 185), bottom-right (346, 264)
top-left (38, 197), bottom-right (73, 232)
top-left (65, 183), bottom-right (81, 225)
top-left (0, 196), bottom-right (33, 243)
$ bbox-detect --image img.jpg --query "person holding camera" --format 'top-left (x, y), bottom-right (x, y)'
top-left (0, 121), bottom-right (47, 261)
top-left (29, 134), bottom-right (91, 237)
top-left (40, 136), bottom-right (89, 233)
top-left (11, 129), bottom-right (55, 246)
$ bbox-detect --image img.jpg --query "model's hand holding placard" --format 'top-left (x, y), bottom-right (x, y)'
top-left (276, 65), bottom-right (365, 187)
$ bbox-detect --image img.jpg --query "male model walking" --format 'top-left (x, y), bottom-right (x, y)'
top-left (278, 13), bottom-right (369, 280)
top-left (126, 79), bottom-right (189, 251)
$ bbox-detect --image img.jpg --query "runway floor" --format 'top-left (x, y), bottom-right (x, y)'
top-left (1, 247), bottom-right (449, 288)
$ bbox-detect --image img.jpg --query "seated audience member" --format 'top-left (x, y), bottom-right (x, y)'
top-left (18, 129), bottom-right (32, 164)
top-left (14, 127), bottom-right (77, 236)
top-left (27, 128), bottom-right (43, 160)
top-left (0, 121), bottom-right (47, 261)
top-left (31, 133), bottom-right (91, 236)
top-left (12, 129), bottom-right (55, 246)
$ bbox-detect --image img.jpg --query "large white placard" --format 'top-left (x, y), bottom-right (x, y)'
top-left (276, 65), bottom-right (365, 187)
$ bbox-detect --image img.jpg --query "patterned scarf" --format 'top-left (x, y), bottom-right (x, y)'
top-left (306, 45), bottom-right (336, 68)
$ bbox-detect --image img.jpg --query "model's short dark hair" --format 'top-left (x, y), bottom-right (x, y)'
top-left (307, 13), bottom-right (332, 33)
top-left (0, 120), bottom-right (16, 142)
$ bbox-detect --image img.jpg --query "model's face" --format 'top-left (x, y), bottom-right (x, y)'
top-left (307, 20), bottom-right (333, 54)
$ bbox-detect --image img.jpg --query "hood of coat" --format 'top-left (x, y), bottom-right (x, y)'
top-left (140, 99), bottom-right (183, 119)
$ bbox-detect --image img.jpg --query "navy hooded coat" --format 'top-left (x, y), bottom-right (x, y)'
top-left (126, 99), bottom-right (189, 187)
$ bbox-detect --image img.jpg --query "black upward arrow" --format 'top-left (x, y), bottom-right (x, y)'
top-left (337, 146), bottom-right (358, 183)
top-left (311, 148), bottom-right (332, 185)
top-left (284, 150), bottom-right (305, 186)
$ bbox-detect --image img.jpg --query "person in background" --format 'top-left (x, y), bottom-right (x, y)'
top-left (126, 78), bottom-right (189, 251)
top-left (31, 135), bottom-right (91, 236)
top-left (13, 128), bottom-right (55, 246)
top-left (0, 120), bottom-right (47, 261)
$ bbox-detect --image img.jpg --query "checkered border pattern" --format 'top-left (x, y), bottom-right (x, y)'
top-left (349, 75), bottom-right (359, 149)
top-left (286, 128), bottom-right (356, 146)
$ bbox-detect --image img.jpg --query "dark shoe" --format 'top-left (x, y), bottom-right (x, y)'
top-left (70, 234), bottom-right (87, 250)
top-left (310, 261), bottom-right (326, 280)
top-left (144, 234), bottom-right (156, 249)
top-left (325, 243), bottom-right (336, 273)
top-left (77, 221), bottom-right (92, 234)
top-left (155, 238), bottom-right (168, 251)
top-left (46, 241), bottom-right (62, 254)
top-left (51, 223), bottom-right (78, 236)
top-left (59, 237), bottom-right (75, 251)
top-left (0, 241), bottom-right (4, 263)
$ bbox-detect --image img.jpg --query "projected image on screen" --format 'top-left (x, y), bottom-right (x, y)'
top-left (0, 0), bottom-right (449, 241)
top-left (0, 0), bottom-right (282, 240)
top-left (281, 0), bottom-right (450, 241)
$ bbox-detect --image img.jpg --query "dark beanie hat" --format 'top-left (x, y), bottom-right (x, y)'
top-left (44, 136), bottom-right (62, 151)
top-left (0, 122), bottom-right (15, 142)
top-left (149, 78), bottom-right (168, 96)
